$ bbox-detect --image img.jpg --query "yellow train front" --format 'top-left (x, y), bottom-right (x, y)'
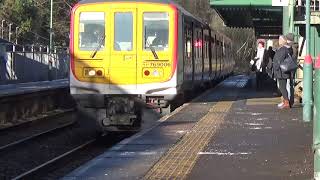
top-left (70, 0), bottom-right (234, 132)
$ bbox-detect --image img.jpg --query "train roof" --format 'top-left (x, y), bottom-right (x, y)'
top-left (79, 0), bottom-right (173, 4)
top-left (78, 0), bottom-right (206, 26)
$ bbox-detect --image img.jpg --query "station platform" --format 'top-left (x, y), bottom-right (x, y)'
top-left (0, 79), bottom-right (71, 129)
top-left (64, 75), bottom-right (312, 180)
top-left (0, 79), bottom-right (68, 98)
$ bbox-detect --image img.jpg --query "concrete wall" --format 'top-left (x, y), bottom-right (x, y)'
top-left (0, 87), bottom-right (76, 127)
top-left (0, 45), bottom-right (69, 85)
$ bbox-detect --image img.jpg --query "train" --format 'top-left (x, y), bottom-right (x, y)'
top-left (69, 0), bottom-right (235, 132)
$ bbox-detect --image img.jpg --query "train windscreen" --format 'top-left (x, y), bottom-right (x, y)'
top-left (143, 12), bottom-right (169, 51)
top-left (78, 12), bottom-right (105, 51)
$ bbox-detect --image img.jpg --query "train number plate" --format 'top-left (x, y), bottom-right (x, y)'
top-left (143, 61), bottom-right (171, 67)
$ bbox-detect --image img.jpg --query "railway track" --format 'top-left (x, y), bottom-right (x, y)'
top-left (12, 138), bottom-right (97, 180)
top-left (0, 106), bottom-right (164, 179)
top-left (0, 109), bottom-right (75, 150)
top-left (11, 132), bottom-right (130, 180)
top-left (0, 120), bottom-right (76, 152)
top-left (0, 109), bottom-right (131, 179)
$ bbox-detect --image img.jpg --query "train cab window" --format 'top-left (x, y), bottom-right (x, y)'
top-left (143, 12), bottom-right (169, 51)
top-left (114, 12), bottom-right (133, 51)
top-left (79, 12), bottom-right (105, 51)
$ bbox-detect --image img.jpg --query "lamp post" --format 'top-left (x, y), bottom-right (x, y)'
top-left (50, 0), bottom-right (53, 53)
top-left (1, 20), bottom-right (5, 39)
top-left (315, 55), bottom-right (320, 180)
top-left (303, 0), bottom-right (313, 123)
top-left (8, 23), bottom-right (12, 42)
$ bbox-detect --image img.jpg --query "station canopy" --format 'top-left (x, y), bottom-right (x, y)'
top-left (210, 0), bottom-right (283, 38)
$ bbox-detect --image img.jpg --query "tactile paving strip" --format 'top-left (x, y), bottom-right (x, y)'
top-left (144, 101), bottom-right (233, 180)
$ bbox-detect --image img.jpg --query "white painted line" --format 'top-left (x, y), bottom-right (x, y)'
top-left (176, 130), bottom-right (186, 134)
top-left (198, 152), bottom-right (252, 156)
top-left (251, 113), bottom-right (262, 116)
top-left (118, 151), bottom-right (160, 156)
top-left (256, 118), bottom-right (268, 121)
top-left (245, 123), bottom-right (264, 126)
top-left (249, 127), bottom-right (262, 130)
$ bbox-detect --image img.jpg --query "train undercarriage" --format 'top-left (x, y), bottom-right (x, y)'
top-left (75, 95), bottom-right (174, 133)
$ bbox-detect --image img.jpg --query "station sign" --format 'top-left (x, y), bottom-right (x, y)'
top-left (272, 0), bottom-right (289, 6)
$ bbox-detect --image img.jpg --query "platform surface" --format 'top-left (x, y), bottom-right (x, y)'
top-left (0, 79), bottom-right (68, 98)
top-left (64, 75), bottom-right (312, 180)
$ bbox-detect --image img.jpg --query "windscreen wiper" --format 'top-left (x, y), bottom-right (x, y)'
top-left (145, 27), bottom-right (159, 59)
top-left (91, 34), bottom-right (105, 58)
top-left (147, 40), bottom-right (159, 60)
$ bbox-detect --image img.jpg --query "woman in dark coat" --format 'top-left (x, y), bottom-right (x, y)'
top-left (273, 35), bottom-right (293, 109)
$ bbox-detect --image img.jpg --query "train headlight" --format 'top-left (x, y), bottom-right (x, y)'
top-left (84, 68), bottom-right (104, 77)
top-left (88, 70), bottom-right (96, 76)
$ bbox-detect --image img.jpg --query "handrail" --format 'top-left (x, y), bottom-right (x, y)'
top-left (297, 0), bottom-right (320, 11)
top-left (0, 43), bottom-right (68, 54)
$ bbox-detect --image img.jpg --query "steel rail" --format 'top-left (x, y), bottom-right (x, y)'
top-left (0, 120), bottom-right (76, 152)
top-left (12, 139), bottom-right (96, 180)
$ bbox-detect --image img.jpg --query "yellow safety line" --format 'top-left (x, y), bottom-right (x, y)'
top-left (144, 101), bottom-right (233, 180)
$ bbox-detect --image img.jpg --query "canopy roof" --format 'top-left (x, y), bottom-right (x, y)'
top-left (210, 0), bottom-right (283, 37)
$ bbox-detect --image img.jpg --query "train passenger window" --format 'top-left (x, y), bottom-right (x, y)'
top-left (114, 12), bottom-right (133, 51)
top-left (187, 40), bottom-right (191, 58)
top-left (143, 12), bottom-right (169, 51)
top-left (79, 12), bottom-right (105, 51)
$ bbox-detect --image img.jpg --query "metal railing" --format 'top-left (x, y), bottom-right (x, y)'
top-left (0, 43), bottom-right (69, 84)
top-left (297, 0), bottom-right (320, 11)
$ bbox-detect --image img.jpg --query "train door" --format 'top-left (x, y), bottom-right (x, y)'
top-left (218, 39), bottom-right (222, 78)
top-left (221, 39), bottom-right (225, 77)
top-left (217, 38), bottom-right (221, 79)
top-left (183, 22), bottom-right (193, 87)
top-left (203, 29), bottom-right (210, 81)
top-left (212, 35), bottom-right (217, 80)
top-left (194, 27), bottom-right (202, 83)
top-left (110, 8), bottom-right (137, 89)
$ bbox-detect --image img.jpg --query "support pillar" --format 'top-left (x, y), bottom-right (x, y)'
top-left (303, 0), bottom-right (313, 122)
top-left (314, 55), bottom-right (320, 179)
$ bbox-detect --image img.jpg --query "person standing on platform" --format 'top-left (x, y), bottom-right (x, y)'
top-left (253, 41), bottom-right (267, 90)
top-left (266, 46), bottom-right (275, 78)
top-left (285, 33), bottom-right (298, 107)
top-left (273, 35), bottom-right (293, 109)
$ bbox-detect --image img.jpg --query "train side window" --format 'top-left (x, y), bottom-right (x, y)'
top-left (114, 12), bottom-right (133, 51)
top-left (199, 31), bottom-right (203, 58)
top-left (195, 31), bottom-right (199, 58)
top-left (143, 12), bottom-right (169, 51)
top-left (187, 40), bottom-right (191, 58)
top-left (223, 41), bottom-right (226, 57)
top-left (79, 12), bottom-right (105, 51)
top-left (204, 39), bottom-right (206, 58)
top-left (204, 37), bottom-right (209, 58)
